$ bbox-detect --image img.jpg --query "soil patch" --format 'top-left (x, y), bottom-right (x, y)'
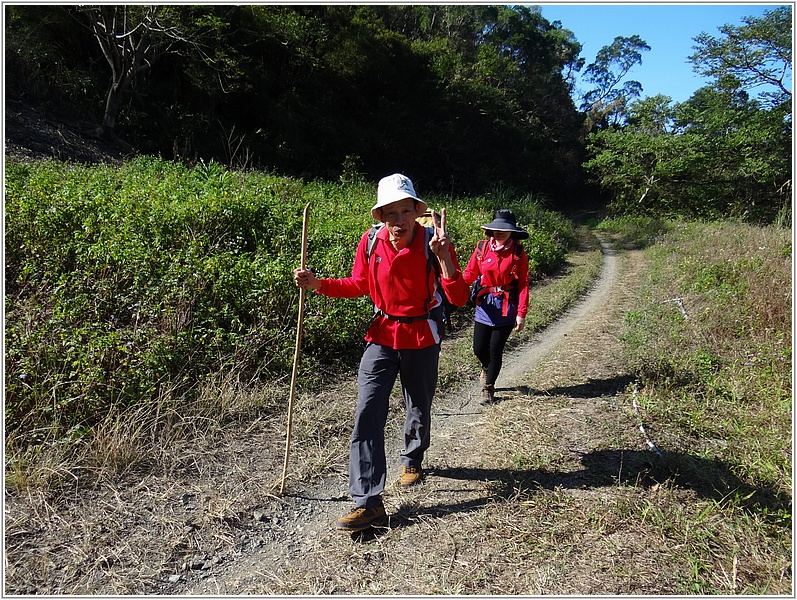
top-left (5, 98), bottom-right (127, 165)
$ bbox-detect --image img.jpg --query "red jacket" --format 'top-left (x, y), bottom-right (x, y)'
top-left (318, 222), bottom-right (470, 349)
top-left (463, 238), bottom-right (529, 319)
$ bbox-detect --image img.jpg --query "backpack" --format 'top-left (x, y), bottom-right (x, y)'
top-left (366, 223), bottom-right (455, 336)
top-left (469, 239), bottom-right (524, 307)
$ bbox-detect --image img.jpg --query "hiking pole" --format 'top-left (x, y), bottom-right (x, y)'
top-left (280, 203), bottom-right (310, 494)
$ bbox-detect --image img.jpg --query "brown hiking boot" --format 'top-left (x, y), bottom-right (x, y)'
top-left (480, 384), bottom-right (495, 405)
top-left (334, 504), bottom-right (388, 532)
top-left (399, 465), bottom-right (422, 487)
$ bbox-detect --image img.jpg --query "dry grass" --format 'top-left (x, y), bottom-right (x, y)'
top-left (624, 222), bottom-right (791, 495)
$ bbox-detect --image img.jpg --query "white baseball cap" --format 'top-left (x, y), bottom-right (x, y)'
top-left (371, 173), bottom-right (428, 221)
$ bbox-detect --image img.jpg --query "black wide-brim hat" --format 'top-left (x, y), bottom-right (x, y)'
top-left (480, 209), bottom-right (529, 239)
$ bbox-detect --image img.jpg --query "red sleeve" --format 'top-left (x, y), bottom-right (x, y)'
top-left (462, 244), bottom-right (482, 286)
top-left (516, 248), bottom-right (530, 318)
top-left (439, 242), bottom-right (471, 307)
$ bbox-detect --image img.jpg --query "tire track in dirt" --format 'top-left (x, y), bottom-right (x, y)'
top-left (177, 240), bottom-right (621, 594)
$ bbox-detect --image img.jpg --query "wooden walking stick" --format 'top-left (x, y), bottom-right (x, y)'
top-left (280, 203), bottom-right (310, 494)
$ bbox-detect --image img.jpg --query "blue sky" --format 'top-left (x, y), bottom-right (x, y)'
top-left (535, 2), bottom-right (787, 104)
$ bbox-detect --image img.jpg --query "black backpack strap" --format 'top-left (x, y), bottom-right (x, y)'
top-left (423, 226), bottom-right (441, 313)
top-left (424, 226), bottom-right (441, 277)
top-left (366, 223), bottom-right (384, 261)
top-left (476, 239), bottom-right (488, 260)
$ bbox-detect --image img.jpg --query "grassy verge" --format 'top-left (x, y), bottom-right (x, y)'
top-left (619, 220), bottom-right (791, 497)
top-left (622, 220), bottom-right (792, 594)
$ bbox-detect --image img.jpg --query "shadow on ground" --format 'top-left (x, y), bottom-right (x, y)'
top-left (419, 449), bottom-right (790, 527)
top-left (495, 374), bottom-right (637, 400)
top-left (354, 447), bottom-right (790, 540)
top-left (348, 374), bottom-right (790, 541)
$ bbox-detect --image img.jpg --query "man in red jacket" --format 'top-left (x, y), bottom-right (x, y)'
top-left (294, 173), bottom-right (469, 532)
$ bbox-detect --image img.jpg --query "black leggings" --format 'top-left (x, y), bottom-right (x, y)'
top-left (473, 321), bottom-right (514, 386)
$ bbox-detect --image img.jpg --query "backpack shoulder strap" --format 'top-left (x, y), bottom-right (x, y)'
top-left (422, 226), bottom-right (444, 313)
top-left (476, 239), bottom-right (488, 260)
top-left (366, 223), bottom-right (384, 260)
top-left (424, 226), bottom-right (441, 278)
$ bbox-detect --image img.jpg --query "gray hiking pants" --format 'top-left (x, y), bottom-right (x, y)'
top-left (350, 341), bottom-right (440, 508)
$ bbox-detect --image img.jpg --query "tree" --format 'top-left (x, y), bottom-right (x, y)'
top-left (684, 6), bottom-right (792, 221)
top-left (70, 5), bottom-right (236, 150)
top-left (690, 6), bottom-right (792, 105)
top-left (585, 87), bottom-right (791, 221)
top-left (70, 6), bottom-right (171, 149)
top-left (6, 5), bottom-right (589, 203)
top-left (581, 35), bottom-right (650, 129)
top-left (584, 95), bottom-right (684, 215)
top-left (674, 86), bottom-right (791, 221)
top-left (584, 8), bottom-right (791, 223)
top-left (5, 6), bottom-right (102, 109)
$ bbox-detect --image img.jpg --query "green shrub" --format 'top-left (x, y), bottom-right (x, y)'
top-left (595, 215), bottom-right (671, 249)
top-left (5, 157), bottom-right (576, 444)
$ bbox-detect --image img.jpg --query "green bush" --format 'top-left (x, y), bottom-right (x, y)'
top-left (442, 191), bottom-right (577, 276)
top-left (595, 215), bottom-right (671, 249)
top-left (5, 157), bottom-right (576, 443)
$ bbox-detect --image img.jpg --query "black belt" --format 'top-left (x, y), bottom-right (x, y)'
top-left (374, 309), bottom-right (433, 324)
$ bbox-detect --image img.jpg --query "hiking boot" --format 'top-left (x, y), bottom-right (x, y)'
top-left (480, 369), bottom-right (487, 385)
top-left (480, 384), bottom-right (495, 405)
top-left (399, 465), bottom-right (422, 487)
top-left (335, 504), bottom-right (388, 532)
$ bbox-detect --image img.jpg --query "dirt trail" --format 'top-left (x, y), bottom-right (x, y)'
top-left (173, 239), bottom-right (642, 595)
top-left (5, 234), bottom-right (650, 595)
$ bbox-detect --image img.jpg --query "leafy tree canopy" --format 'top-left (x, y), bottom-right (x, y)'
top-left (690, 6), bottom-right (792, 106)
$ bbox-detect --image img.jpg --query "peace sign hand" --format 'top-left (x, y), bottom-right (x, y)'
top-left (428, 207), bottom-right (456, 278)
top-left (434, 207), bottom-right (447, 239)
top-left (429, 208), bottom-right (448, 254)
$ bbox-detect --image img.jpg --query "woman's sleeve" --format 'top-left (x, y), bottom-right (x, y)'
top-left (516, 248), bottom-right (530, 318)
top-left (462, 245), bottom-right (481, 286)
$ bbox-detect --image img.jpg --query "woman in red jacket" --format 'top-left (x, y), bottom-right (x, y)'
top-left (463, 209), bottom-right (530, 404)
top-left (294, 174), bottom-right (470, 532)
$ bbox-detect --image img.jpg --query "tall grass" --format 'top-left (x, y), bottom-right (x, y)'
top-left (609, 220), bottom-right (792, 592)
top-left (619, 220), bottom-right (791, 497)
